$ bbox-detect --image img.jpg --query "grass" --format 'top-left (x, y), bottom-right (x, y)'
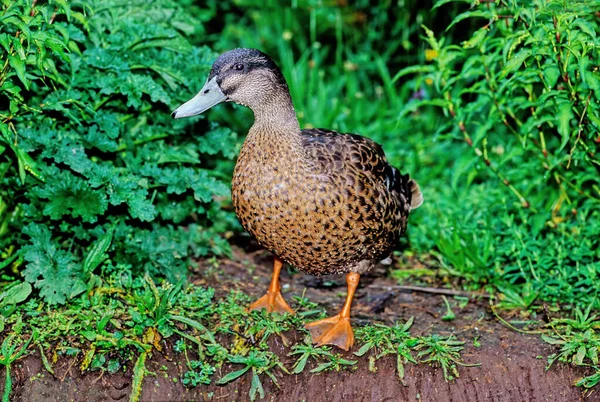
top-left (543, 302), bottom-right (600, 391)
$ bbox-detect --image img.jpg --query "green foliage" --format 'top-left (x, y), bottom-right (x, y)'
top-left (543, 302), bottom-right (600, 389)
top-left (217, 350), bottom-right (287, 401)
top-left (208, 0), bottom-right (599, 316)
top-left (354, 318), bottom-right (417, 384)
top-left (182, 359), bottom-right (216, 387)
top-left (414, 334), bottom-right (470, 381)
top-left (289, 342), bottom-right (338, 374)
top-left (0, 0), bottom-right (239, 304)
top-left (1, 277), bottom-right (470, 399)
top-left (0, 332), bottom-right (35, 402)
top-left (0, 281), bottom-right (31, 326)
top-left (353, 318), bottom-right (475, 383)
top-left (397, 0), bottom-right (600, 308)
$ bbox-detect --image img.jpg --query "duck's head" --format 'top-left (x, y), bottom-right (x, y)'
top-left (172, 48), bottom-right (290, 119)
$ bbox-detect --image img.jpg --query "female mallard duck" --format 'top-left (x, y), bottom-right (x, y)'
top-left (172, 48), bottom-right (422, 351)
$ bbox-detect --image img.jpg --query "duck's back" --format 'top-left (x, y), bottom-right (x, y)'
top-left (232, 127), bottom-right (421, 276)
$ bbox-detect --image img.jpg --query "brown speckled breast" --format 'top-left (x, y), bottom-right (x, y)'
top-left (231, 126), bottom-right (415, 276)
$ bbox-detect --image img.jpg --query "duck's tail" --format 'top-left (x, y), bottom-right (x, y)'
top-left (409, 179), bottom-right (423, 210)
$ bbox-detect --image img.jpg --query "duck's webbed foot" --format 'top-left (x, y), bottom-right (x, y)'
top-left (305, 272), bottom-right (360, 351)
top-left (248, 256), bottom-right (294, 315)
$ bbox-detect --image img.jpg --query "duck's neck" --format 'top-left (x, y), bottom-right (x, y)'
top-left (251, 91), bottom-right (299, 128)
top-left (244, 92), bottom-right (306, 166)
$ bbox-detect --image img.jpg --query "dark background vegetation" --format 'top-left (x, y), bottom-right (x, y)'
top-left (1, 0), bottom-right (599, 399)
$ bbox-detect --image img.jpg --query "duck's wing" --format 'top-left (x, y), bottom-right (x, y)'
top-left (301, 128), bottom-right (422, 210)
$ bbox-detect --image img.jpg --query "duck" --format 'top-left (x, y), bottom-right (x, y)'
top-left (172, 48), bottom-right (422, 351)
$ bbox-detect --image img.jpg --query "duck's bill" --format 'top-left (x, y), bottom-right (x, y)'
top-left (171, 77), bottom-right (226, 119)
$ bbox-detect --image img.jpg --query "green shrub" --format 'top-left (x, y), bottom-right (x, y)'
top-left (400, 0), bottom-right (600, 305)
top-left (0, 0), bottom-right (237, 304)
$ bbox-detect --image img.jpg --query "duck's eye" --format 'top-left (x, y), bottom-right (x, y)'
top-left (233, 63), bottom-right (244, 71)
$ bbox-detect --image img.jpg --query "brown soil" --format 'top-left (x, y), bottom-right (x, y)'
top-left (5, 245), bottom-right (597, 402)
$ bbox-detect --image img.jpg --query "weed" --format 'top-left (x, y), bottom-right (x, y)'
top-left (0, 332), bottom-right (35, 402)
top-left (354, 318), bottom-right (417, 384)
top-left (441, 296), bottom-right (456, 321)
top-left (414, 335), bottom-right (474, 381)
top-left (543, 302), bottom-right (600, 389)
top-left (217, 350), bottom-right (288, 402)
top-left (289, 342), bottom-right (338, 374)
top-left (1, 0), bottom-right (236, 306)
top-left (182, 360), bottom-right (216, 387)
top-left (310, 353), bottom-right (357, 373)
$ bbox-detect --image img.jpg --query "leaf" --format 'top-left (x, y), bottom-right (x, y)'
top-left (541, 334), bottom-right (564, 345)
top-left (96, 73), bottom-right (171, 108)
top-left (447, 10), bottom-right (492, 31)
top-left (500, 49), bottom-right (532, 79)
top-left (354, 342), bottom-right (373, 357)
top-left (0, 33), bottom-right (11, 52)
top-left (51, 141), bottom-right (93, 175)
top-left (249, 371), bottom-right (264, 402)
top-left (198, 127), bottom-right (239, 159)
top-left (14, 147), bottom-right (46, 183)
top-left (169, 315), bottom-right (216, 343)
top-left (0, 282), bottom-right (32, 306)
top-left (45, 37), bottom-right (70, 62)
top-left (83, 48), bottom-right (129, 72)
top-left (432, 0), bottom-right (465, 10)
top-left (127, 191), bottom-right (156, 222)
top-left (574, 345), bottom-right (587, 366)
top-left (310, 362), bottom-right (332, 373)
top-left (35, 170), bottom-right (108, 223)
top-left (216, 366), bottom-right (250, 385)
top-left (543, 66), bottom-right (560, 89)
top-left (84, 126), bottom-right (118, 152)
top-left (292, 354), bottom-right (309, 374)
top-left (391, 65), bottom-right (435, 83)
top-left (556, 101), bottom-right (574, 153)
top-left (584, 71), bottom-right (600, 101)
top-left (572, 19), bottom-right (596, 40)
top-left (21, 224), bottom-right (84, 305)
top-left (82, 227), bottom-right (115, 275)
top-left (462, 28), bottom-right (488, 49)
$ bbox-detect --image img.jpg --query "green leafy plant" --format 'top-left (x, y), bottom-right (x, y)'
top-left (0, 333), bottom-right (35, 402)
top-left (1, 0), bottom-right (237, 305)
top-left (414, 334), bottom-right (473, 381)
top-left (182, 360), bottom-right (216, 387)
top-left (398, 0), bottom-right (600, 310)
top-left (0, 281), bottom-right (31, 327)
top-left (310, 353), bottom-right (357, 373)
top-left (354, 318), bottom-right (418, 384)
top-left (217, 350), bottom-right (288, 402)
top-left (289, 342), bottom-right (337, 374)
top-left (543, 302), bottom-right (600, 389)
top-left (441, 296), bottom-right (456, 321)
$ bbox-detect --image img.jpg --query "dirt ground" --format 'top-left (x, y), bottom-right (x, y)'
top-left (6, 244), bottom-right (597, 402)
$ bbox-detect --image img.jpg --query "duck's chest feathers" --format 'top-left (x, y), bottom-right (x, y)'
top-left (231, 129), bottom-right (311, 221)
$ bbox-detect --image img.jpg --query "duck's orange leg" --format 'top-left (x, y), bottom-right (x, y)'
top-left (305, 272), bottom-right (359, 351)
top-left (248, 257), bottom-right (294, 314)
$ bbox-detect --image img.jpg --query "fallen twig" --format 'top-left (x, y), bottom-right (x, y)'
top-left (368, 285), bottom-right (491, 299)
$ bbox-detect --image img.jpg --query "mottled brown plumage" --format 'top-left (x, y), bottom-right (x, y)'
top-left (232, 127), bottom-right (421, 276)
top-left (172, 48), bottom-right (423, 350)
